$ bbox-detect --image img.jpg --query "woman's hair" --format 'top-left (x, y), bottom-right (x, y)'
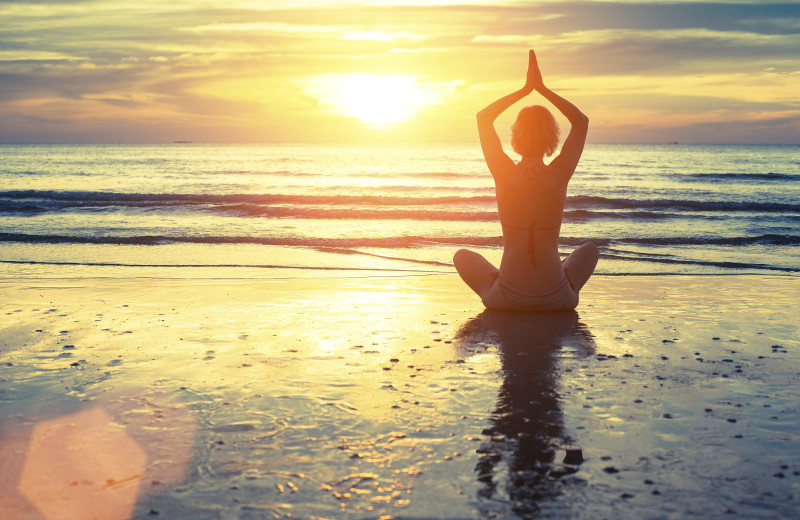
top-left (511, 105), bottom-right (560, 158)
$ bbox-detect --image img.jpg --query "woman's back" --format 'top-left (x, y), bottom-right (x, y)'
top-left (495, 161), bottom-right (570, 293)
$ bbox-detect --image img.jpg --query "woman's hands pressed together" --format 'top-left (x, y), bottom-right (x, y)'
top-left (524, 49), bottom-right (544, 93)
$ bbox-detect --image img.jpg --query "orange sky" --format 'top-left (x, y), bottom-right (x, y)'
top-left (1, 0), bottom-right (799, 143)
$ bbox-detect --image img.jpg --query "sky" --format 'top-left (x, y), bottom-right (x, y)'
top-left (1, 0), bottom-right (799, 144)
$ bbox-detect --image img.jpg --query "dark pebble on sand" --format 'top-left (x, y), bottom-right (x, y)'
top-left (390, 358), bottom-right (399, 362)
top-left (63, 345), bottom-right (76, 350)
top-left (774, 473), bottom-right (785, 478)
top-left (662, 340), bottom-right (674, 344)
top-left (663, 413), bottom-right (673, 419)
top-left (727, 418), bottom-right (737, 423)
top-left (643, 479), bottom-right (654, 485)
top-left (603, 466), bottom-right (620, 474)
top-left (660, 355), bottom-right (669, 360)
top-left (633, 399), bottom-right (643, 403)
top-left (563, 449), bottom-right (584, 465)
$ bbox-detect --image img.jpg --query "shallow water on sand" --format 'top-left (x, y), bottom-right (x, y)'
top-left (1, 274), bottom-right (800, 519)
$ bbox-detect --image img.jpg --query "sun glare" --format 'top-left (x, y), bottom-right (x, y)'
top-left (304, 73), bottom-right (442, 128)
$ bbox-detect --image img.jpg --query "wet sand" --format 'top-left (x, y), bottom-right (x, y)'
top-left (1, 273), bottom-right (799, 519)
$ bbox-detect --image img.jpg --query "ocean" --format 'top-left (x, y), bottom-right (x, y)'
top-left (1, 142), bottom-right (798, 279)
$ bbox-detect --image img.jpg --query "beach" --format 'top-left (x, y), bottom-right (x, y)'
top-left (2, 271), bottom-right (799, 519)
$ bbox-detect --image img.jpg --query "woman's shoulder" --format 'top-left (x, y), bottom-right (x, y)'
top-left (496, 160), bottom-right (568, 188)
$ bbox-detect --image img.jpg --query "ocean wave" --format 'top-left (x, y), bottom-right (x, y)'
top-left (0, 232), bottom-right (503, 248)
top-left (0, 199), bottom-right (680, 222)
top-left (211, 205), bottom-right (500, 221)
top-left (0, 190), bottom-right (495, 210)
top-left (2, 190), bottom-right (797, 216)
top-left (563, 209), bottom-right (672, 221)
top-left (2, 232), bottom-right (797, 248)
top-left (566, 195), bottom-right (799, 213)
top-left (597, 252), bottom-right (798, 272)
top-left (682, 172), bottom-right (797, 182)
top-left (0, 259), bottom-right (446, 273)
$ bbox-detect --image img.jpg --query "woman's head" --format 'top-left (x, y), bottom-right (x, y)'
top-left (511, 105), bottom-right (559, 158)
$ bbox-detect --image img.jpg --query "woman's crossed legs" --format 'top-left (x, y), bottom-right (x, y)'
top-left (453, 243), bottom-right (599, 311)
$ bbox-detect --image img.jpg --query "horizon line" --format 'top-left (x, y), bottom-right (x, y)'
top-left (1, 141), bottom-right (799, 146)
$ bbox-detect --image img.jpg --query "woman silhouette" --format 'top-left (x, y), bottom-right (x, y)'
top-left (454, 50), bottom-right (599, 312)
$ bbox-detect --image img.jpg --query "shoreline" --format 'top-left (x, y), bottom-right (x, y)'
top-left (2, 273), bottom-right (799, 518)
top-left (3, 261), bottom-right (798, 280)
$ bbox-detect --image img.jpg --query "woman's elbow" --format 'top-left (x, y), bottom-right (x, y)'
top-left (573, 112), bottom-right (589, 130)
top-left (476, 108), bottom-right (495, 124)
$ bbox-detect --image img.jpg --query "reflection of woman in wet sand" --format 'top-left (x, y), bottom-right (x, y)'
top-left (454, 50), bottom-right (598, 312)
top-left (454, 310), bottom-right (595, 514)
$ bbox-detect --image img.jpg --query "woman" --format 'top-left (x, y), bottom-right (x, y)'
top-left (454, 50), bottom-right (599, 312)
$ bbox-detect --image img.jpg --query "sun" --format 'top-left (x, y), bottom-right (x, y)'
top-left (304, 73), bottom-right (442, 129)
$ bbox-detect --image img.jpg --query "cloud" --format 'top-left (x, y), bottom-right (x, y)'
top-left (180, 22), bottom-right (345, 35)
top-left (1, 1), bottom-right (799, 142)
top-left (340, 30), bottom-right (430, 42)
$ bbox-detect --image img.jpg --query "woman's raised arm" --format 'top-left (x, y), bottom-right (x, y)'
top-left (529, 50), bottom-right (589, 177)
top-left (476, 51), bottom-right (539, 177)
